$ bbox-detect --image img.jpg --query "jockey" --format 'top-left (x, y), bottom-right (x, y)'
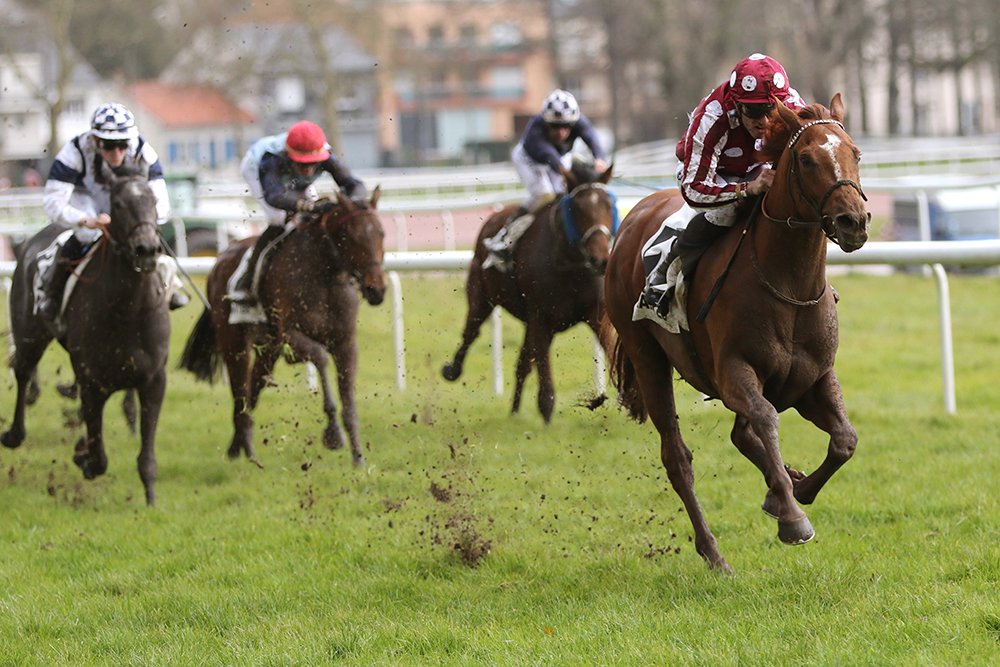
top-left (230, 120), bottom-right (368, 303)
top-left (485, 89), bottom-right (608, 262)
top-left (38, 102), bottom-right (184, 325)
top-left (644, 53), bottom-right (806, 316)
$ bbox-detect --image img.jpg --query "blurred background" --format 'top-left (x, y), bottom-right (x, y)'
top-left (1, 0), bottom-right (998, 255)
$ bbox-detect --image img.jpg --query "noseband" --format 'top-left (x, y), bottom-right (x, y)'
top-left (105, 220), bottom-right (161, 273)
top-left (555, 182), bottom-right (619, 261)
top-left (760, 119), bottom-right (867, 241)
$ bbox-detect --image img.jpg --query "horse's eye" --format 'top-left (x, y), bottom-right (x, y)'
top-left (799, 153), bottom-right (816, 168)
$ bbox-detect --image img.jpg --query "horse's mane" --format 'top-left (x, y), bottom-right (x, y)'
top-left (758, 103), bottom-right (835, 163)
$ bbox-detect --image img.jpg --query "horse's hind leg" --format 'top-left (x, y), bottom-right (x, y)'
top-left (511, 340), bottom-right (534, 416)
top-left (136, 371), bottom-right (166, 506)
top-left (621, 329), bottom-right (731, 572)
top-left (1, 341), bottom-right (50, 449)
top-left (789, 370), bottom-right (857, 506)
top-left (442, 264), bottom-right (492, 381)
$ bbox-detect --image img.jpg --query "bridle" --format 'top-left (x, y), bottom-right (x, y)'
top-left (759, 119), bottom-right (867, 242)
top-left (555, 182), bottom-right (619, 271)
top-left (315, 203), bottom-right (382, 284)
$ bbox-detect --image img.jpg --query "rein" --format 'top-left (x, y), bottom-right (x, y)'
top-left (759, 119), bottom-right (867, 242)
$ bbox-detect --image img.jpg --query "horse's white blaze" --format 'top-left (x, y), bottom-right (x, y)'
top-left (820, 133), bottom-right (843, 179)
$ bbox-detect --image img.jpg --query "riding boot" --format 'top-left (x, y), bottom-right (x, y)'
top-left (654, 212), bottom-right (730, 317)
top-left (230, 224), bottom-right (286, 303)
top-left (37, 234), bottom-right (87, 326)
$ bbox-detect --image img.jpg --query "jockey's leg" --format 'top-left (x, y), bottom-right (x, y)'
top-left (653, 211), bottom-right (730, 317)
top-left (37, 234), bottom-right (87, 325)
top-left (230, 223), bottom-right (286, 302)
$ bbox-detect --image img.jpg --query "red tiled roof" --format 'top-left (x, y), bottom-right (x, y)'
top-left (129, 81), bottom-right (255, 128)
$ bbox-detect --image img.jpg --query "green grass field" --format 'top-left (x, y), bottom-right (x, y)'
top-left (1, 270), bottom-right (998, 665)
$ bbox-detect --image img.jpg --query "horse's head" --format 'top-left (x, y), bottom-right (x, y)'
top-left (560, 162), bottom-right (617, 274)
top-left (322, 186), bottom-right (386, 305)
top-left (104, 165), bottom-right (161, 273)
top-left (769, 94), bottom-right (870, 252)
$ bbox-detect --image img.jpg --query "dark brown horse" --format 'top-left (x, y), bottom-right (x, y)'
top-left (2, 167), bottom-right (170, 505)
top-left (179, 190), bottom-right (386, 467)
top-left (603, 95), bottom-right (870, 572)
top-left (442, 162), bottom-right (616, 422)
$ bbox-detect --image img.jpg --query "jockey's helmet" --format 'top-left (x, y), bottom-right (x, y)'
top-left (541, 89), bottom-right (580, 125)
top-left (728, 53), bottom-right (792, 104)
top-left (91, 102), bottom-right (138, 141)
top-left (285, 120), bottom-right (331, 163)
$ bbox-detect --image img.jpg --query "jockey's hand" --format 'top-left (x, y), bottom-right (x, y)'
top-left (593, 158), bottom-right (608, 174)
top-left (81, 213), bottom-right (111, 229)
top-left (747, 169), bottom-right (775, 197)
top-left (559, 165), bottom-right (573, 183)
top-left (295, 198), bottom-right (315, 213)
top-left (314, 199), bottom-right (338, 215)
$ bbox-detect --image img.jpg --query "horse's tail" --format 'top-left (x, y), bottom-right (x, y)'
top-left (600, 313), bottom-right (648, 423)
top-left (179, 308), bottom-right (220, 383)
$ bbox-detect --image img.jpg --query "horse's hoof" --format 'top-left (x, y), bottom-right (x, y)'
top-left (1, 429), bottom-right (24, 449)
top-left (352, 455), bottom-right (366, 468)
top-left (777, 516), bottom-right (815, 545)
top-left (323, 427), bottom-right (345, 450)
top-left (761, 491), bottom-right (781, 519)
top-left (441, 363), bottom-right (461, 382)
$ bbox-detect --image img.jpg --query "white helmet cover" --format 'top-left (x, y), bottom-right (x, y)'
top-left (541, 89), bottom-right (580, 124)
top-left (91, 102), bottom-right (139, 140)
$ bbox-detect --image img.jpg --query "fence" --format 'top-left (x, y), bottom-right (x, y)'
top-left (5, 240), bottom-right (1000, 414)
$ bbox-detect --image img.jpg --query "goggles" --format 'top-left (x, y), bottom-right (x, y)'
top-left (99, 140), bottom-right (130, 152)
top-left (737, 102), bottom-right (776, 119)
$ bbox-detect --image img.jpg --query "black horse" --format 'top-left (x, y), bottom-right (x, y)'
top-left (442, 162), bottom-right (616, 422)
top-left (2, 166), bottom-right (171, 505)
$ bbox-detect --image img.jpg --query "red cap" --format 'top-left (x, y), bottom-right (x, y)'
top-left (285, 120), bottom-right (331, 163)
top-left (728, 53), bottom-right (792, 104)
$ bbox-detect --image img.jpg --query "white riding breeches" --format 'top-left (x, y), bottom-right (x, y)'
top-left (512, 143), bottom-right (574, 211)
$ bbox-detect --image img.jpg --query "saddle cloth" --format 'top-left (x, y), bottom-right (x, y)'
top-left (631, 203), bottom-right (696, 333)
top-left (34, 232), bottom-right (183, 321)
top-left (227, 247), bottom-right (267, 324)
top-left (482, 212), bottom-right (536, 272)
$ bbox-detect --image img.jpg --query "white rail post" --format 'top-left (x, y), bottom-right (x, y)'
top-left (491, 307), bottom-right (504, 395)
top-left (441, 210), bottom-right (456, 250)
top-left (592, 333), bottom-right (606, 395)
top-left (389, 271), bottom-right (406, 390)
top-left (929, 263), bottom-right (956, 415)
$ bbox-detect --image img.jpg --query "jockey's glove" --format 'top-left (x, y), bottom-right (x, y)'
top-left (314, 199), bottom-right (338, 215)
top-left (295, 198), bottom-right (315, 213)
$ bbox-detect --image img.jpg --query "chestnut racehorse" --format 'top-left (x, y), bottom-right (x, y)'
top-left (602, 96), bottom-right (869, 572)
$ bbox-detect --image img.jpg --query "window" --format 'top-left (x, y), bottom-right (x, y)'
top-left (489, 22), bottom-right (522, 48)
top-left (427, 24), bottom-right (445, 48)
top-left (488, 66), bottom-right (523, 99)
top-left (459, 23), bottom-right (477, 46)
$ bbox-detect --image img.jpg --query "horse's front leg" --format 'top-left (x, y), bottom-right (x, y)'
top-left (524, 321), bottom-right (556, 422)
top-left (442, 264), bottom-right (492, 382)
top-left (720, 365), bottom-right (814, 545)
top-left (74, 384), bottom-right (110, 480)
top-left (136, 370), bottom-right (166, 506)
top-left (511, 338), bottom-right (534, 416)
top-left (790, 369), bottom-right (857, 505)
top-left (325, 330), bottom-right (366, 468)
top-left (286, 330), bottom-right (348, 455)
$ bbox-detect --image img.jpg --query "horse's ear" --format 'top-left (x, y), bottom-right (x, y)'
top-left (774, 97), bottom-right (802, 133)
top-left (599, 162), bottom-right (614, 184)
top-left (370, 185), bottom-right (381, 209)
top-left (829, 93), bottom-right (845, 123)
